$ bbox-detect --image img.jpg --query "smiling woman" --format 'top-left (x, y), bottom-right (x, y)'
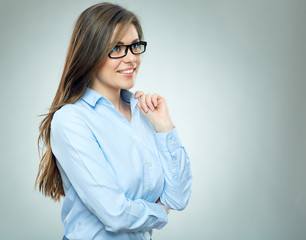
top-left (90, 24), bottom-right (143, 100)
top-left (35, 2), bottom-right (192, 240)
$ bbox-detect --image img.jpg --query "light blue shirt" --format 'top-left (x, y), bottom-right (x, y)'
top-left (50, 87), bottom-right (192, 240)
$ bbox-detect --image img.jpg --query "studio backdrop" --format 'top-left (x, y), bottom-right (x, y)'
top-left (0, 0), bottom-right (305, 239)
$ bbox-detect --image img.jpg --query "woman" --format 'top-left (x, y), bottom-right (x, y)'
top-left (35, 2), bottom-right (192, 240)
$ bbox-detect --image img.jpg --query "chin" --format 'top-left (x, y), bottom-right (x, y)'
top-left (122, 80), bottom-right (136, 90)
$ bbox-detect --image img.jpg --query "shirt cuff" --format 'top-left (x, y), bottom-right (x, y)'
top-left (151, 202), bottom-right (169, 230)
top-left (154, 127), bottom-right (182, 153)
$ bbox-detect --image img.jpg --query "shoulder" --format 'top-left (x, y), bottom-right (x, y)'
top-left (53, 103), bottom-right (80, 120)
top-left (51, 103), bottom-right (87, 131)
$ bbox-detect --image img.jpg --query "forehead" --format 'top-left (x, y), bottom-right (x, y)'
top-left (112, 24), bottom-right (139, 44)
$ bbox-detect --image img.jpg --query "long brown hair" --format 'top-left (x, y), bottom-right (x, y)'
top-left (35, 2), bottom-right (143, 201)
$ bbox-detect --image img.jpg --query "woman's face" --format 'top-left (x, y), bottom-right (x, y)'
top-left (93, 24), bottom-right (142, 93)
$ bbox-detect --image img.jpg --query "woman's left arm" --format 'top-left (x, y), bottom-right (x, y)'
top-left (135, 91), bottom-right (192, 211)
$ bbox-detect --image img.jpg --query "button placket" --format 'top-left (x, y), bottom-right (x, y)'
top-left (143, 158), bottom-right (150, 192)
top-left (133, 133), bottom-right (151, 194)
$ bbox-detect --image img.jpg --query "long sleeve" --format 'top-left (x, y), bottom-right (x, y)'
top-left (50, 108), bottom-right (168, 233)
top-left (154, 127), bottom-right (192, 210)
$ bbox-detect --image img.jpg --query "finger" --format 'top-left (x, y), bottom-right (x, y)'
top-left (151, 93), bottom-right (159, 107)
top-left (139, 94), bottom-right (149, 113)
top-left (134, 91), bottom-right (144, 99)
top-left (136, 101), bottom-right (143, 113)
top-left (145, 94), bottom-right (155, 111)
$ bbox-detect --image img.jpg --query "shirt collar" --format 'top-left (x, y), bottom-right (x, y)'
top-left (82, 87), bottom-right (138, 111)
top-left (120, 89), bottom-right (139, 112)
top-left (81, 87), bottom-right (103, 107)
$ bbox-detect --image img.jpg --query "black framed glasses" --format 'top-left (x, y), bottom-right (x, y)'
top-left (108, 41), bottom-right (147, 59)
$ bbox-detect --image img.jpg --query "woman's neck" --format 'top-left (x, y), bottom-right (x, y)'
top-left (89, 83), bottom-right (127, 112)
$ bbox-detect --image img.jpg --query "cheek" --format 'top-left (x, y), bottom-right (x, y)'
top-left (106, 60), bottom-right (121, 71)
top-left (98, 60), bottom-right (120, 76)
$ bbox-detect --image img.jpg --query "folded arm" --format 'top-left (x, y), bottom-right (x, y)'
top-left (51, 109), bottom-right (168, 233)
top-left (154, 127), bottom-right (192, 211)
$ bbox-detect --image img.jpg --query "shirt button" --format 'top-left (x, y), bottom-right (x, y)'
top-left (143, 160), bottom-right (147, 164)
top-left (145, 186), bottom-right (149, 191)
top-left (168, 139), bottom-right (173, 143)
top-left (172, 163), bottom-right (177, 167)
top-left (133, 135), bottom-right (137, 140)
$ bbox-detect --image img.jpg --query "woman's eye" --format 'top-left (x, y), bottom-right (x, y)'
top-left (112, 46), bottom-right (120, 52)
top-left (131, 43), bottom-right (140, 49)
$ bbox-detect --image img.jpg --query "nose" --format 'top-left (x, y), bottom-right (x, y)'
top-left (123, 47), bottom-right (137, 62)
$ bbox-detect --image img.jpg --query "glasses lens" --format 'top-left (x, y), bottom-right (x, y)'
top-left (131, 42), bottom-right (145, 54)
top-left (110, 46), bottom-right (126, 58)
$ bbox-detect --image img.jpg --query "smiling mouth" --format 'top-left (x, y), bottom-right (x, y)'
top-left (118, 69), bottom-right (134, 74)
top-left (117, 66), bottom-right (137, 74)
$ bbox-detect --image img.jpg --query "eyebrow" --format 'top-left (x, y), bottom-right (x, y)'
top-left (117, 39), bottom-right (139, 45)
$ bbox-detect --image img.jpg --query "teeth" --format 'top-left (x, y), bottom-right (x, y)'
top-left (120, 69), bottom-right (134, 74)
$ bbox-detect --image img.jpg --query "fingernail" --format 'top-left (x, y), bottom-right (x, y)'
top-left (143, 106), bottom-right (149, 112)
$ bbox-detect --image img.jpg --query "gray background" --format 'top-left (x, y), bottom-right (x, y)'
top-left (0, 0), bottom-right (305, 239)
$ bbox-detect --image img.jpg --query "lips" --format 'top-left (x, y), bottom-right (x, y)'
top-left (117, 67), bottom-right (136, 78)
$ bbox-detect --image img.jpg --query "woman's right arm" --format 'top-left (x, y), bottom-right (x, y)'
top-left (50, 109), bottom-right (168, 233)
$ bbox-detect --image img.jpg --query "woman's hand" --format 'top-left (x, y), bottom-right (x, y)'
top-left (156, 198), bottom-right (170, 215)
top-left (134, 91), bottom-right (174, 133)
